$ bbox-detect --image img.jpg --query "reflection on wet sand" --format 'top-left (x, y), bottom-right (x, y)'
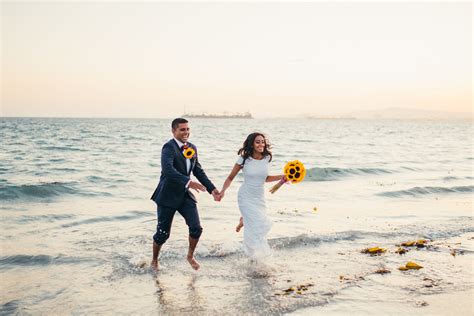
top-left (155, 274), bottom-right (207, 314)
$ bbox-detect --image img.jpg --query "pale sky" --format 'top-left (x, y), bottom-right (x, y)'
top-left (1, 1), bottom-right (472, 118)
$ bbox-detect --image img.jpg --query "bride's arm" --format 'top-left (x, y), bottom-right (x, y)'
top-left (265, 174), bottom-right (285, 182)
top-left (220, 164), bottom-right (242, 196)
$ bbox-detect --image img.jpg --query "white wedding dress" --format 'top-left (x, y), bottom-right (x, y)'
top-left (236, 155), bottom-right (273, 259)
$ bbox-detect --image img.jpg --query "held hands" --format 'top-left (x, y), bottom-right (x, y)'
top-left (211, 189), bottom-right (219, 201)
top-left (212, 189), bottom-right (225, 202)
top-left (218, 190), bottom-right (225, 201)
top-left (189, 183), bottom-right (223, 202)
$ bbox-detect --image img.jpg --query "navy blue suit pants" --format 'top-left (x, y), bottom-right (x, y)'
top-left (153, 195), bottom-right (203, 245)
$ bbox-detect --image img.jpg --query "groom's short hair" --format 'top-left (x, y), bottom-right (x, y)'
top-left (171, 118), bottom-right (188, 130)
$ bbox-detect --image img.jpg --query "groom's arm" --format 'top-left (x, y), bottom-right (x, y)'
top-left (192, 153), bottom-right (216, 194)
top-left (161, 143), bottom-right (190, 187)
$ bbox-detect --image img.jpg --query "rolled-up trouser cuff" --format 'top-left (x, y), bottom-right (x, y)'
top-left (189, 226), bottom-right (203, 239)
top-left (153, 231), bottom-right (169, 245)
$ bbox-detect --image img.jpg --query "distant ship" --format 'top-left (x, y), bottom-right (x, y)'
top-left (182, 111), bottom-right (253, 119)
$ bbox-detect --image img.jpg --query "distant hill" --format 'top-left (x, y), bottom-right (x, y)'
top-left (348, 107), bottom-right (472, 120)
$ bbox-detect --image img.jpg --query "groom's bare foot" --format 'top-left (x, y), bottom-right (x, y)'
top-left (151, 260), bottom-right (159, 271)
top-left (187, 256), bottom-right (200, 270)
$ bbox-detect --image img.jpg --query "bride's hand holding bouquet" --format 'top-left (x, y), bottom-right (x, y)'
top-left (269, 160), bottom-right (306, 194)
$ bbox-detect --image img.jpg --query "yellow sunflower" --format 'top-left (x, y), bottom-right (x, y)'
top-left (284, 160), bottom-right (306, 183)
top-left (183, 147), bottom-right (195, 159)
top-left (269, 160), bottom-right (306, 193)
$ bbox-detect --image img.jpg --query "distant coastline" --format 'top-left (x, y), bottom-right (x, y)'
top-left (306, 115), bottom-right (356, 120)
top-left (182, 111), bottom-right (253, 119)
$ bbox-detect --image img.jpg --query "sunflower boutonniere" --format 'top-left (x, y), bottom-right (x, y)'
top-left (182, 145), bottom-right (196, 159)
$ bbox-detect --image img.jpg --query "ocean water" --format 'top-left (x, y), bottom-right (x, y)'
top-left (1, 117), bottom-right (473, 314)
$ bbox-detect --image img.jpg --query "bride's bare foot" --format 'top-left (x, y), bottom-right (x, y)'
top-left (236, 218), bottom-right (244, 232)
top-left (151, 260), bottom-right (159, 271)
top-left (187, 256), bottom-right (200, 270)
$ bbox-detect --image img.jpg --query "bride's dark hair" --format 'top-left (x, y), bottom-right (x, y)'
top-left (238, 132), bottom-right (272, 165)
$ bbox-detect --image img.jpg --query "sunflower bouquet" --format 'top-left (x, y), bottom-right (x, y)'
top-left (269, 160), bottom-right (306, 194)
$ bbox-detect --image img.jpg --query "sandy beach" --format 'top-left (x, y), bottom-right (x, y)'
top-left (297, 289), bottom-right (474, 315)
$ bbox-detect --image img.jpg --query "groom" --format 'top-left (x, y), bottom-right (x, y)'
top-left (150, 118), bottom-right (220, 270)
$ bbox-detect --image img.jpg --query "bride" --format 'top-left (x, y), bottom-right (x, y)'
top-left (219, 132), bottom-right (284, 259)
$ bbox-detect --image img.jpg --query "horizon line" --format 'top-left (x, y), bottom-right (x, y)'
top-left (1, 115), bottom-right (472, 121)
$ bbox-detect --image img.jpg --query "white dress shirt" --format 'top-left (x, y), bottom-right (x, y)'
top-left (174, 138), bottom-right (192, 189)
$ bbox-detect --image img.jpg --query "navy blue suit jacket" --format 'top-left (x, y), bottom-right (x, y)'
top-left (150, 139), bottom-right (216, 209)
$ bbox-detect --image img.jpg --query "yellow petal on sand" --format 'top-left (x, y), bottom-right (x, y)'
top-left (362, 247), bottom-right (387, 254)
top-left (398, 266), bottom-right (409, 271)
top-left (279, 283), bottom-right (313, 296)
top-left (405, 261), bottom-right (423, 269)
top-left (297, 283), bottom-right (313, 291)
top-left (395, 247), bottom-right (408, 254)
top-left (284, 287), bottom-right (295, 293)
top-left (401, 239), bottom-right (429, 247)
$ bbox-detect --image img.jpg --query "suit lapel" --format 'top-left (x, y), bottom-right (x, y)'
top-left (170, 139), bottom-right (187, 173)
